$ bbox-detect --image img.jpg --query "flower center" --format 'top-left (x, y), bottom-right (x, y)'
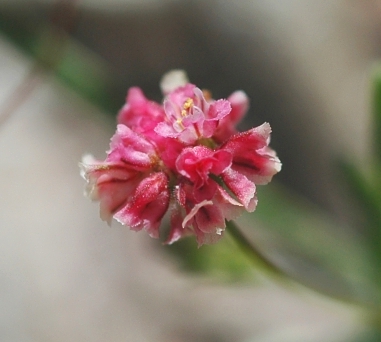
top-left (181, 98), bottom-right (194, 117)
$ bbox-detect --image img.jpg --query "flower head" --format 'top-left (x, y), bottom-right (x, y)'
top-left (80, 70), bottom-right (281, 246)
top-left (155, 84), bottom-right (232, 144)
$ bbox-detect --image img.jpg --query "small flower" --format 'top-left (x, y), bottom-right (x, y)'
top-left (117, 87), bottom-right (165, 143)
top-left (80, 125), bottom-right (166, 231)
top-left (176, 145), bottom-right (232, 201)
top-left (80, 70), bottom-right (281, 246)
top-left (182, 199), bottom-right (226, 245)
top-left (113, 172), bottom-right (170, 238)
top-left (221, 123), bottom-right (282, 185)
top-left (155, 84), bottom-right (232, 144)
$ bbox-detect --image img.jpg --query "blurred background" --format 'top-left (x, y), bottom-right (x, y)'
top-left (1, 0), bottom-right (381, 341)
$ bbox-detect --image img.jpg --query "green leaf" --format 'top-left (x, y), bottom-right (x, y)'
top-left (337, 160), bottom-right (381, 233)
top-left (337, 159), bottom-right (381, 293)
top-left (0, 13), bottom-right (119, 114)
top-left (55, 39), bottom-right (116, 112)
top-left (237, 182), bottom-right (378, 307)
top-left (372, 64), bottom-right (381, 161)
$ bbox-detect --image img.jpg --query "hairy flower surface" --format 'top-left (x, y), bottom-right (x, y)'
top-left (80, 70), bottom-right (281, 246)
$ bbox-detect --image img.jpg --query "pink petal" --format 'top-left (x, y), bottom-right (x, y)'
top-left (221, 123), bottom-right (281, 184)
top-left (80, 155), bottom-right (142, 224)
top-left (176, 146), bottom-right (232, 186)
top-left (194, 228), bottom-right (224, 247)
top-left (182, 200), bottom-right (225, 234)
top-left (176, 147), bottom-right (232, 201)
top-left (177, 129), bottom-right (199, 144)
top-left (167, 83), bottom-right (196, 107)
top-left (114, 172), bottom-right (170, 238)
top-left (165, 206), bottom-right (193, 244)
top-left (155, 137), bottom-right (186, 171)
top-left (192, 87), bottom-right (210, 112)
top-left (212, 91), bottom-right (249, 143)
top-left (227, 90), bottom-right (249, 125)
top-left (207, 99), bottom-right (231, 120)
top-left (192, 180), bottom-right (218, 202)
top-left (154, 121), bottom-right (180, 138)
top-left (154, 106), bottom-right (200, 144)
top-left (222, 123), bottom-right (271, 152)
top-left (176, 146), bottom-right (211, 181)
top-left (202, 100), bottom-right (231, 137)
top-left (210, 150), bottom-right (233, 175)
top-left (117, 87), bottom-right (165, 134)
top-left (195, 203), bottom-right (226, 234)
top-left (201, 120), bottom-right (218, 138)
top-left (182, 200), bottom-right (213, 229)
top-left (181, 107), bottom-right (204, 125)
top-left (221, 168), bottom-right (257, 212)
top-left (214, 186), bottom-right (245, 221)
top-left (108, 125), bottom-right (157, 170)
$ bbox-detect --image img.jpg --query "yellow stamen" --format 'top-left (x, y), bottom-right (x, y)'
top-left (183, 98), bottom-right (194, 109)
top-left (181, 98), bottom-right (194, 117)
top-left (176, 118), bottom-right (185, 129)
top-left (96, 165), bottom-right (110, 170)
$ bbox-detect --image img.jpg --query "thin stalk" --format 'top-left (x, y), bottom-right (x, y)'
top-left (0, 66), bottom-right (44, 129)
top-left (226, 219), bottom-right (374, 310)
top-left (225, 219), bottom-right (287, 280)
top-left (0, 0), bottom-right (79, 129)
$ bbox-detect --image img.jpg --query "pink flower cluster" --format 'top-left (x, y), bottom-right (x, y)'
top-left (80, 71), bottom-right (281, 246)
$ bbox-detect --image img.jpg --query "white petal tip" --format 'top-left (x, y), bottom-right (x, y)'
top-left (160, 70), bottom-right (189, 95)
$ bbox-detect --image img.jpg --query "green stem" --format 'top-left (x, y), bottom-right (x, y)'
top-left (225, 219), bottom-right (287, 279)
top-left (226, 219), bottom-right (373, 310)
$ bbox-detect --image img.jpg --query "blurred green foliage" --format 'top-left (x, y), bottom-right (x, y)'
top-left (165, 65), bottom-right (381, 315)
top-left (165, 233), bottom-right (256, 283)
top-left (1, 11), bottom-right (379, 304)
top-left (336, 65), bottom-right (381, 299)
top-left (0, 10), bottom-right (119, 113)
top-left (2, 8), bottom-right (381, 339)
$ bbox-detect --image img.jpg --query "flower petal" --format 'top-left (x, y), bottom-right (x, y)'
top-left (214, 186), bottom-right (245, 221)
top-left (176, 146), bottom-right (232, 201)
top-left (195, 229), bottom-right (224, 247)
top-left (182, 200), bottom-right (225, 234)
top-left (221, 168), bottom-right (257, 212)
top-left (194, 202), bottom-right (226, 234)
top-left (207, 99), bottom-right (231, 120)
top-left (203, 98), bottom-right (231, 138)
top-left (165, 206), bottom-right (193, 244)
top-left (117, 87), bottom-right (165, 137)
top-left (79, 155), bottom-right (142, 224)
top-left (228, 90), bottom-right (249, 125)
top-left (108, 124), bottom-right (157, 171)
top-left (176, 146), bottom-right (232, 186)
top-left (221, 123), bottom-right (281, 184)
top-left (160, 70), bottom-right (189, 95)
top-left (114, 172), bottom-right (169, 238)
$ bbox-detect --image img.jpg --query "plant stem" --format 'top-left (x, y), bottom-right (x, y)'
top-left (0, 66), bottom-right (43, 130)
top-left (226, 219), bottom-right (373, 310)
top-left (225, 219), bottom-right (287, 279)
